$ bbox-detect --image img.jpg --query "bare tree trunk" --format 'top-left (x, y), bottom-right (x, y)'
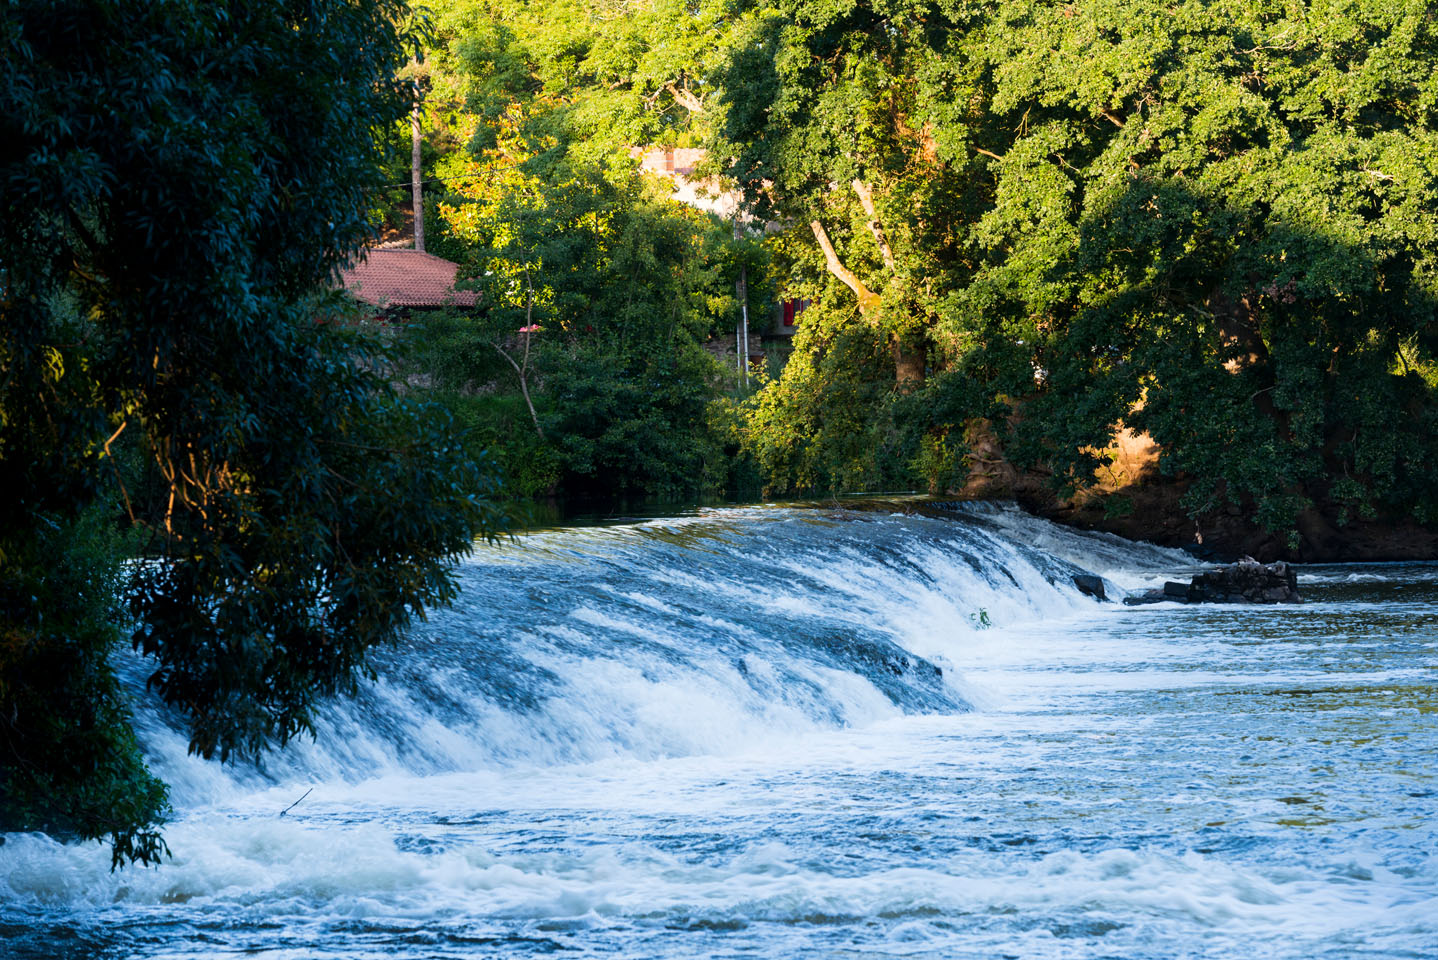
top-left (893, 339), bottom-right (926, 394)
top-left (812, 184), bottom-right (926, 390)
top-left (411, 79), bottom-right (425, 253)
top-left (810, 220), bottom-right (881, 314)
top-left (496, 268), bottom-right (544, 440)
top-left (852, 180), bottom-right (895, 271)
top-left (736, 265), bottom-right (752, 387)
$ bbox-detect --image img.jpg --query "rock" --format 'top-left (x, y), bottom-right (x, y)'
top-left (1181, 541), bottom-right (1224, 562)
top-left (1191, 559), bottom-right (1301, 603)
top-left (1073, 575), bottom-right (1106, 600)
top-left (1123, 560), bottom-right (1302, 605)
top-left (1163, 581), bottom-right (1192, 599)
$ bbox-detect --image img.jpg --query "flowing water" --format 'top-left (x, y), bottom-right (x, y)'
top-left (2, 503), bottom-right (1435, 958)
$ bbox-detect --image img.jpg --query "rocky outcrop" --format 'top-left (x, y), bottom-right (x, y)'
top-left (1123, 559), bottom-right (1301, 605)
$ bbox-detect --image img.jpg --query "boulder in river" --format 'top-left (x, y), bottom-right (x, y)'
top-left (1072, 575), bottom-right (1106, 600)
top-left (1124, 559), bottom-right (1302, 605)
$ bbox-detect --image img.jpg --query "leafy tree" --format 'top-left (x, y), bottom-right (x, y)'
top-left (1, 0), bottom-right (508, 864)
top-left (714, 0), bottom-right (1438, 540)
top-left (424, 0), bottom-right (731, 159)
top-left (400, 0), bottom-right (766, 502)
top-left (963, 0), bottom-right (1438, 534)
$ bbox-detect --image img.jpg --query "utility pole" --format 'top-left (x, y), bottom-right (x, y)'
top-left (733, 219), bottom-right (749, 388)
top-left (737, 265), bottom-right (749, 389)
top-left (411, 76), bottom-right (425, 252)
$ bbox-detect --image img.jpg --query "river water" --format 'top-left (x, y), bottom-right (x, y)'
top-left (1, 504), bottom-right (1434, 958)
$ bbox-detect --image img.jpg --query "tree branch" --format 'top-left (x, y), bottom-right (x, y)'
top-left (810, 220), bottom-right (881, 314)
top-left (664, 81), bottom-right (705, 114)
top-left (522, 265), bottom-right (535, 374)
top-left (852, 180), bottom-right (896, 272)
top-left (101, 420), bottom-right (136, 524)
top-left (278, 787), bottom-right (313, 817)
top-left (498, 267), bottom-right (545, 441)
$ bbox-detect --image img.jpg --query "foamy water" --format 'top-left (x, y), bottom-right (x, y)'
top-left (2, 505), bottom-right (1433, 958)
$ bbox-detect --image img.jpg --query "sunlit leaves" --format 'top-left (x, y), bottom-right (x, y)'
top-left (719, 0), bottom-right (1438, 530)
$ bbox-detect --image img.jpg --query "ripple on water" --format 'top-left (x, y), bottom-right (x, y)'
top-left (1, 511), bottom-right (1434, 959)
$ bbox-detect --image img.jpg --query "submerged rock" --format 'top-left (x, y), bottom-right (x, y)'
top-left (1124, 559), bottom-right (1302, 605)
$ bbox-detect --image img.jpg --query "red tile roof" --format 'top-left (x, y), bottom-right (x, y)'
top-left (339, 249), bottom-right (478, 308)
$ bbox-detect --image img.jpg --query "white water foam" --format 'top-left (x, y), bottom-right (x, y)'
top-left (4, 505), bottom-right (1432, 960)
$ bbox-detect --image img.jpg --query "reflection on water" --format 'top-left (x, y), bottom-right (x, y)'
top-left (1, 507), bottom-right (1433, 959)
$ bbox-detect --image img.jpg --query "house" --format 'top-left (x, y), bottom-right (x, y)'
top-left (779, 297), bottom-right (811, 334)
top-left (632, 148), bottom-right (805, 374)
top-left (338, 249), bottom-right (478, 312)
top-left (631, 147), bottom-right (746, 220)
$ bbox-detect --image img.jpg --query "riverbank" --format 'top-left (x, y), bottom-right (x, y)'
top-left (944, 426), bottom-right (1438, 563)
top-left (1024, 482), bottom-right (1438, 564)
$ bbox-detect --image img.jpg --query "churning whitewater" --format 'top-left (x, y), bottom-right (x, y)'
top-left (1, 504), bottom-right (1434, 959)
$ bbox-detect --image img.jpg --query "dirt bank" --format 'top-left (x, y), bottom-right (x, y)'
top-left (950, 425), bottom-right (1438, 563)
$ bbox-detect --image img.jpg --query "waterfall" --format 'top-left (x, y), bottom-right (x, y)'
top-left (126, 504), bottom-right (1190, 808)
top-left (6, 504), bottom-right (1434, 960)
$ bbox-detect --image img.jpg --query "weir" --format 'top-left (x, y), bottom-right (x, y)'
top-left (127, 504), bottom-right (1177, 806)
top-left (4, 505), bottom-right (1434, 960)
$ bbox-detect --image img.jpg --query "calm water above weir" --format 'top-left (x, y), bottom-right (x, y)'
top-left (2, 504), bottom-right (1435, 959)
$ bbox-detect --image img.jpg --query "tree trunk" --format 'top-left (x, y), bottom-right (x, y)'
top-left (737, 270), bottom-right (750, 388)
top-left (411, 81), bottom-right (425, 253)
top-left (893, 338), bottom-right (926, 392)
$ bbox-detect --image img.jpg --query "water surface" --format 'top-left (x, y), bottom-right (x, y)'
top-left (2, 505), bottom-right (1433, 958)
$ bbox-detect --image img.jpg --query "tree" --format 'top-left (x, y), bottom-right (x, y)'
top-left (716, 0), bottom-right (1438, 540)
top-left (1, 0), bottom-right (508, 865)
top-left (959, 0), bottom-right (1438, 536)
top-left (421, 0), bottom-right (732, 161)
top-left (392, 0), bottom-right (767, 502)
top-left (428, 98), bottom-right (753, 498)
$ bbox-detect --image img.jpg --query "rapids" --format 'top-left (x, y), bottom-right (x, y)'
top-left (1, 503), bottom-right (1434, 958)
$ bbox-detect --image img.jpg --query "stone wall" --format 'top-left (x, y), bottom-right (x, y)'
top-left (705, 332), bottom-right (765, 371)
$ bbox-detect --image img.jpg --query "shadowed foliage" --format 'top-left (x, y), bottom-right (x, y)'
top-left (1, 0), bottom-right (508, 865)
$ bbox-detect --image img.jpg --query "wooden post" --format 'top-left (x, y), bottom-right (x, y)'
top-left (738, 264), bottom-right (750, 388)
top-left (411, 79), bottom-right (425, 253)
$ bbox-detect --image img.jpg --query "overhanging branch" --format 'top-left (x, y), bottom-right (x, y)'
top-left (810, 220), bottom-right (881, 314)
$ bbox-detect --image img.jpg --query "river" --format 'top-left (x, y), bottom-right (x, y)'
top-left (1, 503), bottom-right (1434, 958)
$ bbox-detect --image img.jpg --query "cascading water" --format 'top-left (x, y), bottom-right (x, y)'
top-left (2, 504), bottom-right (1434, 959)
top-left (127, 504), bottom-right (1144, 805)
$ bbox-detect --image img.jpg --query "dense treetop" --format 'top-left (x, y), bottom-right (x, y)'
top-left (396, 0), bottom-right (1438, 535)
top-left (707, 0), bottom-right (1438, 532)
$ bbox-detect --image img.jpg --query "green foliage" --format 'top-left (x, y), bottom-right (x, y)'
top-left (715, 0), bottom-right (1438, 530)
top-left (423, 0), bottom-right (735, 161)
top-left (126, 318), bottom-right (510, 762)
top-left (0, 508), bottom-right (170, 869)
top-left (399, 0), bottom-right (767, 503)
top-left (743, 305), bottom-right (909, 494)
top-left (955, 0), bottom-right (1438, 528)
top-left (2, 0), bottom-right (508, 863)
